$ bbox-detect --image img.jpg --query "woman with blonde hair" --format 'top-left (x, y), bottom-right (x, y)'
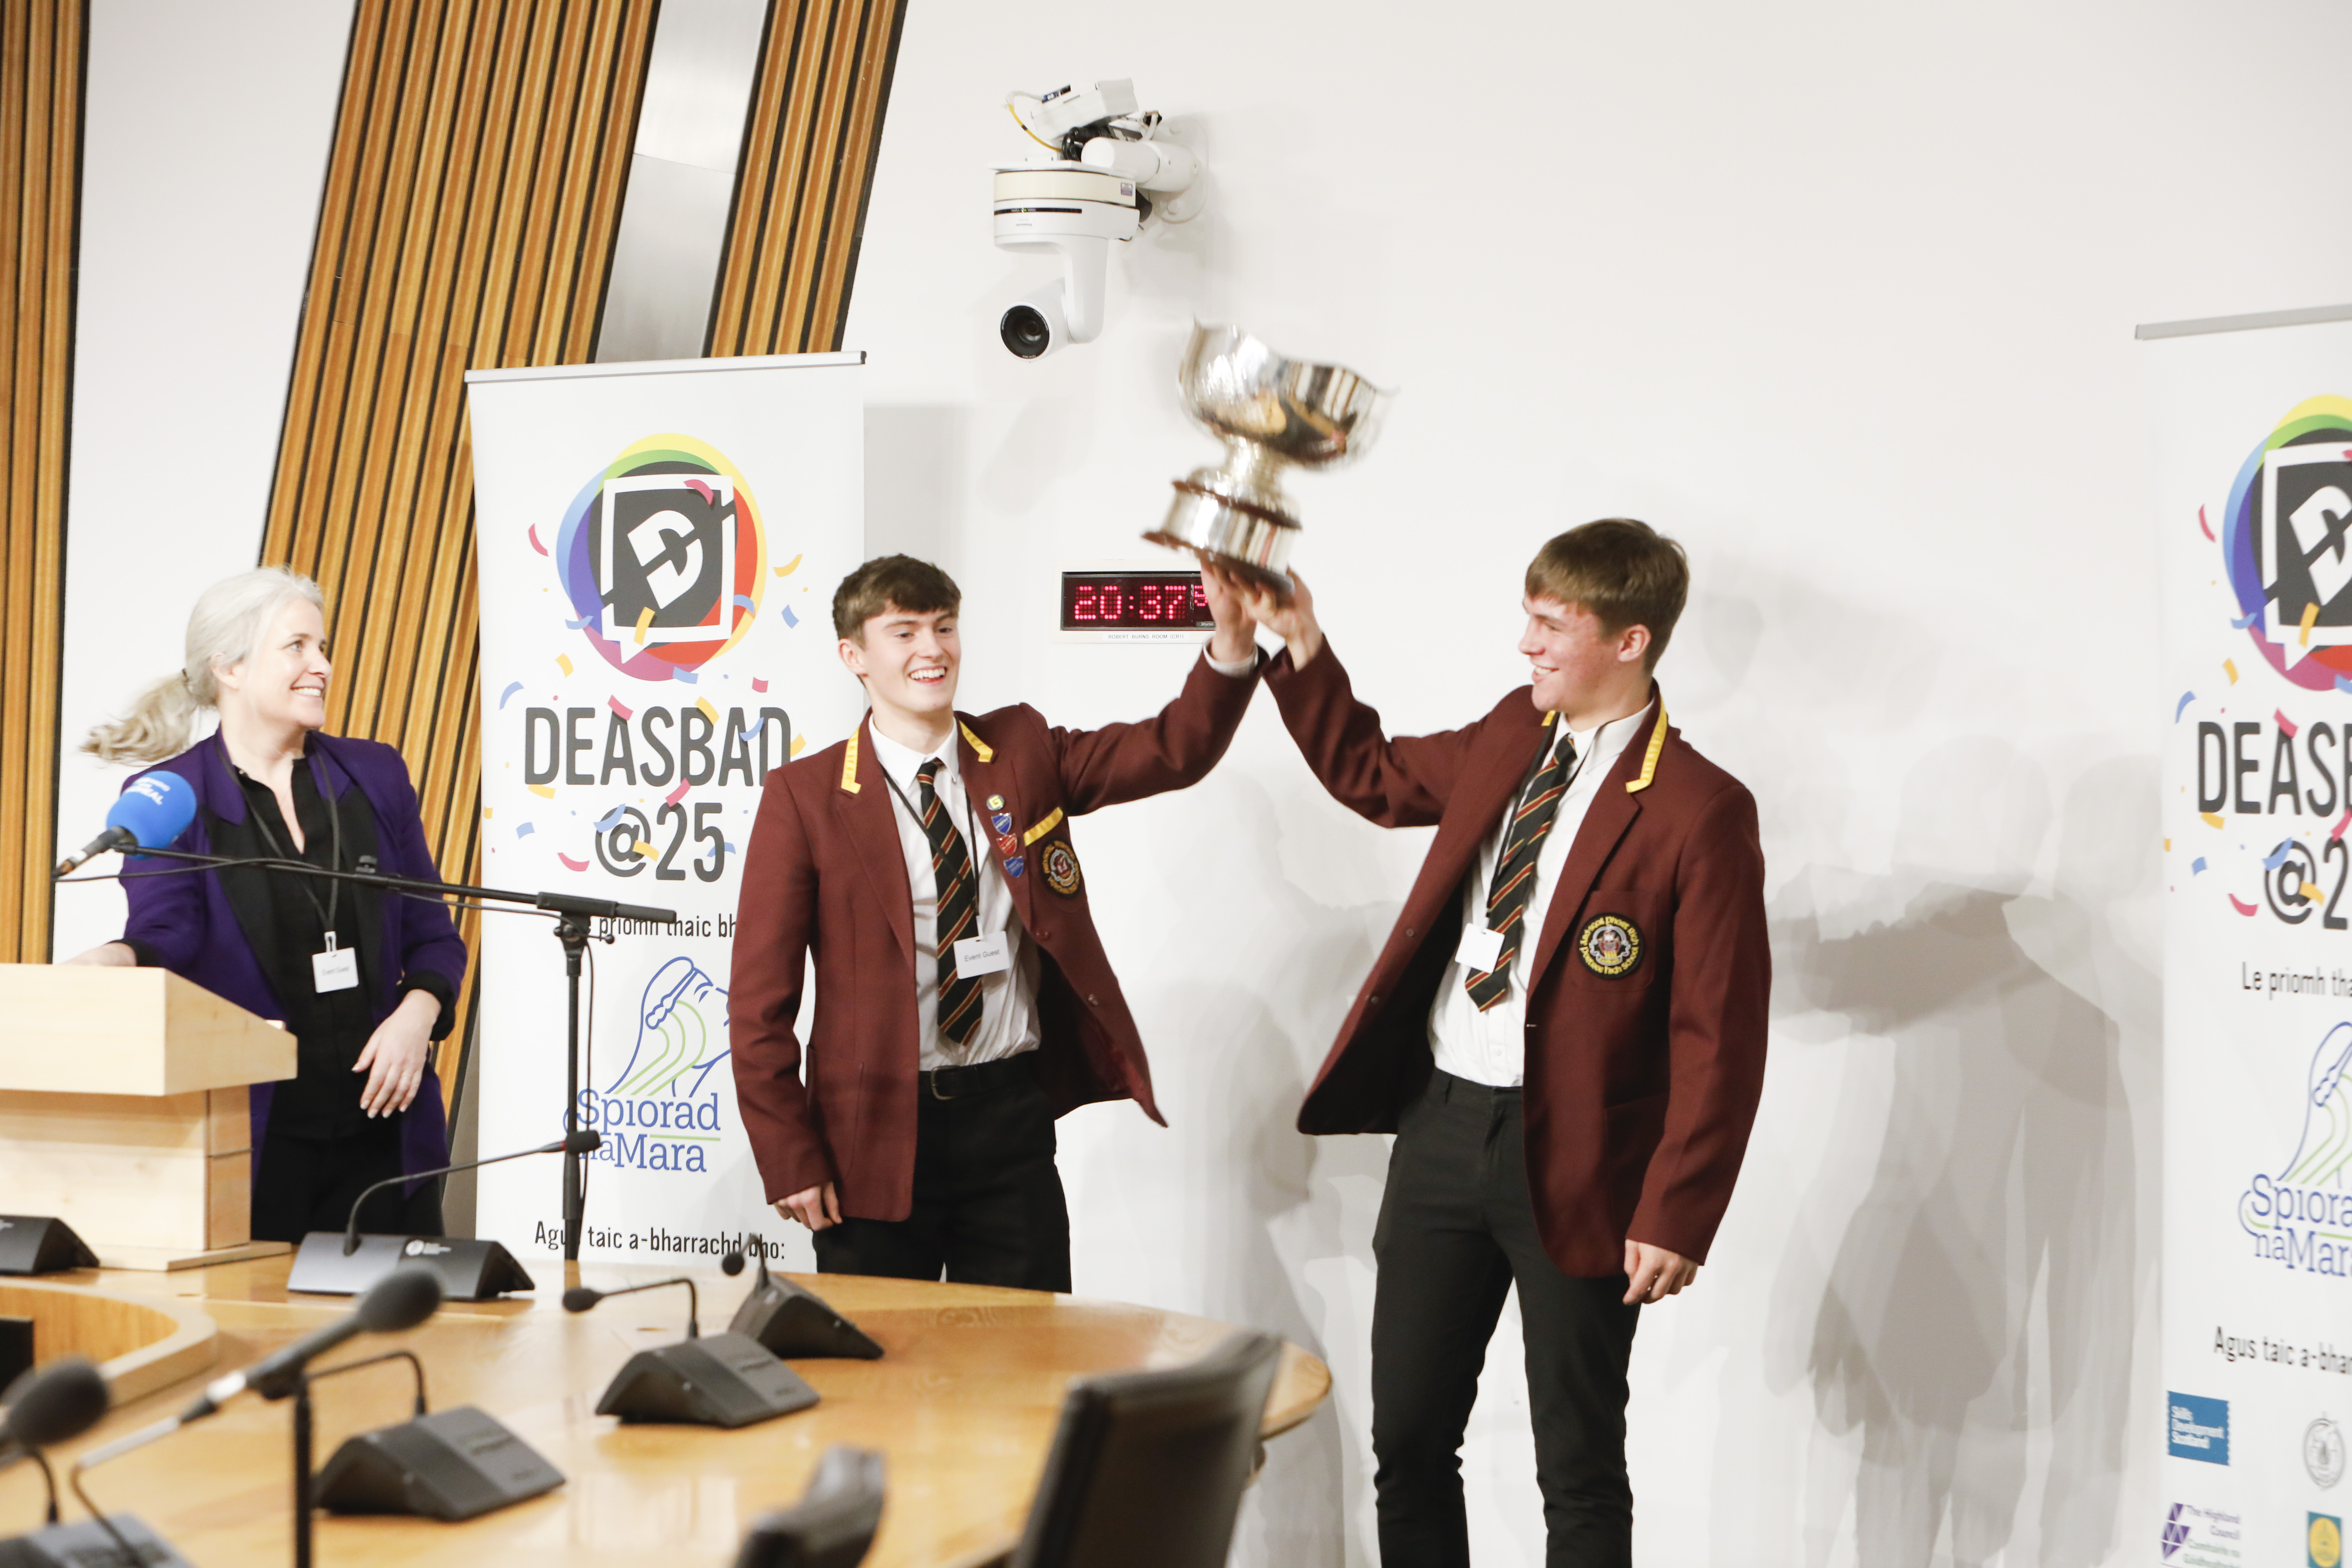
top-left (69, 567), bottom-right (467, 1242)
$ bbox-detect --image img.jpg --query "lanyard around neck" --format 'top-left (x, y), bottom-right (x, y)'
top-left (877, 752), bottom-right (985, 867)
top-left (241, 757), bottom-right (344, 934)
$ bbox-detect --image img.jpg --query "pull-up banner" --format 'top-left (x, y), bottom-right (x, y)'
top-left (464, 354), bottom-right (864, 1271)
top-left (2148, 314), bottom-right (2352, 1568)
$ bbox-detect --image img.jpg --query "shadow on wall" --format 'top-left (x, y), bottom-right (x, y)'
top-left (1760, 742), bottom-right (2154, 1567)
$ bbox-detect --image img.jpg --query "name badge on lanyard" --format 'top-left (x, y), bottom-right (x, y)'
top-left (1455, 924), bottom-right (1507, 974)
top-left (952, 932), bottom-right (1010, 978)
top-left (313, 932), bottom-right (359, 994)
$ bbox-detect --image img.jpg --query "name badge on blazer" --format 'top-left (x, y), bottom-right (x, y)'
top-left (952, 932), bottom-right (1010, 978)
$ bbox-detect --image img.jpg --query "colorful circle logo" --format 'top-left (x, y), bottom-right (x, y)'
top-left (554, 434), bottom-right (765, 681)
top-left (2221, 396), bottom-right (2352, 692)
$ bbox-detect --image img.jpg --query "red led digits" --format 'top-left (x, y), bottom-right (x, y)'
top-left (1060, 571), bottom-right (1215, 631)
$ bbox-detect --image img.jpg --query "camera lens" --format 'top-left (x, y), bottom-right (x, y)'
top-left (1000, 304), bottom-right (1052, 359)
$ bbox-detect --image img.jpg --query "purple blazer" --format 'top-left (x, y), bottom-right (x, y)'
top-left (117, 732), bottom-right (468, 1180)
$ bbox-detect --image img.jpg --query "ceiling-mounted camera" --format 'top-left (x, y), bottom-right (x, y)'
top-left (993, 78), bottom-right (1205, 360)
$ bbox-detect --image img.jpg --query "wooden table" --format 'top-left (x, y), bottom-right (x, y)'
top-left (0, 1256), bottom-right (1331, 1567)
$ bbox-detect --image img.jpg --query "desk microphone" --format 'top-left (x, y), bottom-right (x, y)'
top-left (566, 1274), bottom-right (817, 1429)
top-left (342, 1130), bottom-right (602, 1254)
top-left (564, 1276), bottom-right (700, 1338)
top-left (719, 1248), bottom-right (884, 1361)
top-left (0, 1358), bottom-right (108, 1522)
top-left (54, 771), bottom-right (196, 876)
top-left (190, 1266), bottom-right (442, 1416)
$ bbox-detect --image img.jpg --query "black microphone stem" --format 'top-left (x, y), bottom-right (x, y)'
top-left (342, 1137), bottom-right (569, 1254)
top-left (66, 1459), bottom-right (145, 1568)
top-left (308, 1349), bottom-right (428, 1418)
top-left (88, 843), bottom-right (681, 923)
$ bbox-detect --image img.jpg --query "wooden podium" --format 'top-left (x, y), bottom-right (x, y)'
top-left (0, 964), bottom-right (296, 1269)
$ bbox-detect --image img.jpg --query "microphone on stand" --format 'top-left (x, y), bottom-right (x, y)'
top-left (564, 1276), bottom-right (700, 1338)
top-left (721, 1245), bottom-right (884, 1361)
top-left (343, 1130), bottom-right (601, 1255)
top-left (0, 1358), bottom-right (109, 1522)
top-left (183, 1266), bottom-right (443, 1418)
top-left (566, 1274), bottom-right (817, 1428)
top-left (56, 1270), bottom-right (442, 1568)
top-left (285, 1130), bottom-right (601, 1299)
top-left (53, 772), bottom-right (196, 877)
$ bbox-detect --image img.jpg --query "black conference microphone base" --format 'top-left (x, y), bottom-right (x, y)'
top-left (316, 1406), bottom-right (564, 1521)
top-left (0, 1218), bottom-right (99, 1277)
top-left (0, 1514), bottom-right (191, 1568)
top-left (286, 1233), bottom-right (535, 1301)
top-left (727, 1273), bottom-right (884, 1361)
top-left (592, 1332), bottom-right (819, 1429)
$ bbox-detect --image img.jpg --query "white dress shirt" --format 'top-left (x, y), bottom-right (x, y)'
top-left (867, 726), bottom-right (1043, 1071)
top-left (1426, 703), bottom-right (1654, 1088)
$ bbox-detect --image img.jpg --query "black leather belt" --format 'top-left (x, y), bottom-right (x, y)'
top-left (922, 1051), bottom-right (1038, 1102)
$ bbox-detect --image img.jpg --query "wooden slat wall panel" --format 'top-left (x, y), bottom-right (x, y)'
top-left (259, 0), bottom-right (657, 1096)
top-left (0, 0), bottom-right (84, 964)
top-left (709, 0), bottom-right (908, 357)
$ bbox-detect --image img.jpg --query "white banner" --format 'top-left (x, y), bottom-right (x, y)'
top-left (2151, 320), bottom-right (2352, 1568)
top-left (464, 354), bottom-right (864, 1272)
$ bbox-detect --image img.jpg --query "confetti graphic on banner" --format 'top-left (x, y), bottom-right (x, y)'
top-left (672, 667), bottom-right (698, 683)
top-left (556, 653), bottom-right (574, 677)
top-left (694, 697), bottom-right (719, 726)
top-left (566, 615), bottom-right (595, 629)
top-left (733, 595), bottom-right (756, 612)
top-left (528, 525), bottom-right (548, 556)
top-left (2176, 691), bottom-right (2197, 721)
top-left (634, 606), bottom-right (655, 645)
top-left (751, 678), bottom-right (769, 693)
top-left (666, 779), bottom-right (691, 806)
top-left (774, 553), bottom-right (802, 576)
top-left (515, 822), bottom-right (535, 838)
top-left (556, 853), bottom-right (589, 872)
top-left (2202, 812), bottom-right (2226, 828)
top-left (2264, 842), bottom-right (2295, 870)
top-left (528, 784), bottom-right (554, 799)
top-left (2334, 806), bottom-right (2352, 843)
top-left (2225, 659), bottom-right (2239, 684)
top-left (2192, 857), bottom-right (2208, 874)
top-left (2233, 608), bottom-right (2262, 629)
top-left (792, 734), bottom-right (806, 757)
top-left (2199, 504), bottom-right (2215, 541)
top-left (498, 681), bottom-right (525, 709)
top-left (2278, 708), bottom-right (2300, 738)
top-left (607, 696), bottom-right (632, 719)
top-left (2301, 601), bottom-right (2320, 646)
top-left (781, 605), bottom-right (799, 629)
top-left (2229, 894), bottom-right (2258, 916)
top-left (593, 807), bottom-right (625, 832)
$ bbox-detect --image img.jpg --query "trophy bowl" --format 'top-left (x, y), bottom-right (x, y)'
top-left (1144, 322), bottom-right (1392, 597)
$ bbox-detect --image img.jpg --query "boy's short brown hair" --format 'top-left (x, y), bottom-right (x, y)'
top-left (832, 555), bottom-right (961, 641)
top-left (1524, 518), bottom-right (1689, 670)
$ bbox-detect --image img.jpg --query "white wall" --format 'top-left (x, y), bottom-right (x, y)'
top-left (840, 2), bottom-right (2352, 1562)
top-left (50, 0), bottom-right (352, 959)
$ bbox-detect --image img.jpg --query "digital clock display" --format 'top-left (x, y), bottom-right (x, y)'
top-left (1059, 569), bottom-right (1212, 632)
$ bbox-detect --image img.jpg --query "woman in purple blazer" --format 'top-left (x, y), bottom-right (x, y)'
top-left (67, 567), bottom-right (468, 1243)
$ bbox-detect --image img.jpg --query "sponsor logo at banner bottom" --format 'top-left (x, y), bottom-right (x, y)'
top-left (2238, 1021), bottom-right (2352, 1281)
top-left (2312, 1418), bottom-right (2347, 1490)
top-left (2171, 1393), bottom-right (2232, 1464)
top-left (2161, 1502), bottom-right (2241, 1566)
top-left (575, 957), bottom-right (733, 1175)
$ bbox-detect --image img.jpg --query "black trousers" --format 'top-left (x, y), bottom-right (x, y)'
top-left (813, 1055), bottom-right (1071, 1292)
top-left (1371, 1070), bottom-right (1642, 1568)
top-left (250, 1117), bottom-right (443, 1244)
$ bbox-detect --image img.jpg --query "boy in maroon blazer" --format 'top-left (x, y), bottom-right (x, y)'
top-left (730, 555), bottom-right (1260, 1290)
top-left (1220, 518), bottom-right (1770, 1566)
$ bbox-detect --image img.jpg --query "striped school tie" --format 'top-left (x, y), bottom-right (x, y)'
top-left (1465, 728), bottom-right (1578, 1011)
top-left (915, 758), bottom-right (984, 1045)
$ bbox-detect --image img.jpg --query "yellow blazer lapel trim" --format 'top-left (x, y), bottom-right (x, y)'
top-left (1624, 703), bottom-right (1667, 794)
top-left (959, 721), bottom-right (994, 764)
top-left (839, 727), bottom-right (863, 793)
top-left (1022, 806), bottom-right (1065, 846)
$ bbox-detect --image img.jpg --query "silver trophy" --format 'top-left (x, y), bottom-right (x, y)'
top-left (1145, 323), bottom-right (1392, 597)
